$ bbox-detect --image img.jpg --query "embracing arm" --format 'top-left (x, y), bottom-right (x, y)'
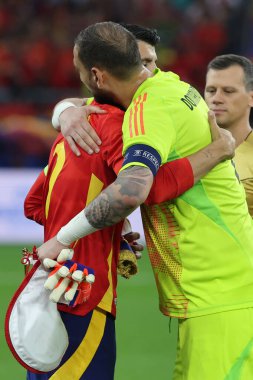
top-left (85, 166), bottom-right (152, 227)
top-left (37, 166), bottom-right (153, 260)
top-left (146, 111), bottom-right (235, 204)
top-left (188, 111), bottom-right (235, 181)
top-left (52, 97), bottom-right (105, 155)
top-left (54, 103), bottom-right (235, 204)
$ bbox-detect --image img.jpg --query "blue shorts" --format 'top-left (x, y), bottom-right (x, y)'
top-left (27, 308), bottom-right (116, 380)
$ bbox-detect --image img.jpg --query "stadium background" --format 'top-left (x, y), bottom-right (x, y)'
top-left (0, 1), bottom-right (252, 379)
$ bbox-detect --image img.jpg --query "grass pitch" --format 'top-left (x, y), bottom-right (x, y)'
top-left (0, 245), bottom-right (177, 380)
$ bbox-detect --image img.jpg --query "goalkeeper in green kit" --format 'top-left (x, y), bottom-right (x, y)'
top-left (38, 22), bottom-right (253, 379)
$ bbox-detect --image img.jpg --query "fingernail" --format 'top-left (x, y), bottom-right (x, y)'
top-left (88, 149), bottom-right (93, 154)
top-left (95, 148), bottom-right (100, 153)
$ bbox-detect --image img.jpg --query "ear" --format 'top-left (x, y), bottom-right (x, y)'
top-left (91, 67), bottom-right (105, 89)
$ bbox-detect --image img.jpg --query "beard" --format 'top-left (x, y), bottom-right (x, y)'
top-left (86, 76), bottom-right (125, 110)
top-left (93, 89), bottom-right (125, 110)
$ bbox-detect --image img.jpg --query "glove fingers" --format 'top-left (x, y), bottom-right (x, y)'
top-left (57, 248), bottom-right (74, 263)
top-left (43, 258), bottom-right (58, 269)
top-left (65, 281), bottom-right (78, 301)
top-left (49, 277), bottom-right (70, 302)
top-left (72, 270), bottom-right (84, 282)
top-left (44, 273), bottom-right (59, 290)
top-left (86, 274), bottom-right (95, 284)
top-left (44, 252), bottom-right (95, 307)
top-left (58, 266), bottom-right (70, 277)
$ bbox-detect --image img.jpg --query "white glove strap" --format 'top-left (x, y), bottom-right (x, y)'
top-left (52, 101), bottom-right (77, 130)
top-left (57, 210), bottom-right (97, 246)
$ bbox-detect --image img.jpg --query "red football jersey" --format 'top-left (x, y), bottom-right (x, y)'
top-left (25, 102), bottom-right (125, 317)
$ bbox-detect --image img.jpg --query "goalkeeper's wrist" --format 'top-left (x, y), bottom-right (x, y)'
top-left (52, 101), bottom-right (77, 130)
top-left (57, 210), bottom-right (98, 246)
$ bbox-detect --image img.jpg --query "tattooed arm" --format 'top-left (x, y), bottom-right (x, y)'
top-left (37, 166), bottom-right (153, 261)
top-left (86, 166), bottom-right (152, 228)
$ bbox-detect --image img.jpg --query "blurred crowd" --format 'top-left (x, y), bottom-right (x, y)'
top-left (0, 0), bottom-right (252, 167)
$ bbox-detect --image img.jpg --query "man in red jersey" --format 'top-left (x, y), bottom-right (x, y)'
top-left (25, 102), bottom-right (136, 380)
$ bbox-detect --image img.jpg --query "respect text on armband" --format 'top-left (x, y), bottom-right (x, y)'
top-left (181, 86), bottom-right (201, 110)
top-left (123, 144), bottom-right (161, 176)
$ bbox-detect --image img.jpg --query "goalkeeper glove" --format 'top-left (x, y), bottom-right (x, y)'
top-left (43, 249), bottom-right (95, 307)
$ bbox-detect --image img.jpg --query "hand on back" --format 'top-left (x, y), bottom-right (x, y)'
top-left (59, 104), bottom-right (106, 156)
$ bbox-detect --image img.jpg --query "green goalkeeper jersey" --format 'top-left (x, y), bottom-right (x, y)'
top-left (121, 69), bottom-right (253, 318)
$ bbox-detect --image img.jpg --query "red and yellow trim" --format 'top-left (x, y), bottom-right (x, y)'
top-left (129, 93), bottom-right (148, 138)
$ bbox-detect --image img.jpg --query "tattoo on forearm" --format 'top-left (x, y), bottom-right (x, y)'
top-left (85, 166), bottom-right (153, 229)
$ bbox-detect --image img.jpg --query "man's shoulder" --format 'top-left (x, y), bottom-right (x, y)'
top-left (51, 133), bottom-right (64, 150)
top-left (88, 102), bottom-right (124, 146)
top-left (132, 69), bottom-right (191, 106)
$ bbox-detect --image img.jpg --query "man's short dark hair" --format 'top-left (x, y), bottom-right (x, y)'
top-left (207, 54), bottom-right (253, 91)
top-left (120, 23), bottom-right (160, 47)
top-left (75, 22), bottom-right (142, 80)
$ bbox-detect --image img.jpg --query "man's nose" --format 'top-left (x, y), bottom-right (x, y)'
top-left (212, 90), bottom-right (224, 103)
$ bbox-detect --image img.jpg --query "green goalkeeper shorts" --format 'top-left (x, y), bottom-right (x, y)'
top-left (173, 308), bottom-right (253, 380)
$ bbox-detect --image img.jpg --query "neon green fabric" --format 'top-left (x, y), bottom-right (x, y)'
top-left (122, 69), bottom-right (208, 167)
top-left (86, 97), bottom-right (94, 105)
top-left (233, 131), bottom-right (253, 218)
top-left (173, 308), bottom-right (253, 380)
top-left (121, 69), bottom-right (253, 318)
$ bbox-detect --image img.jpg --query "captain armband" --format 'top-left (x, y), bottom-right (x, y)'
top-left (122, 144), bottom-right (161, 176)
